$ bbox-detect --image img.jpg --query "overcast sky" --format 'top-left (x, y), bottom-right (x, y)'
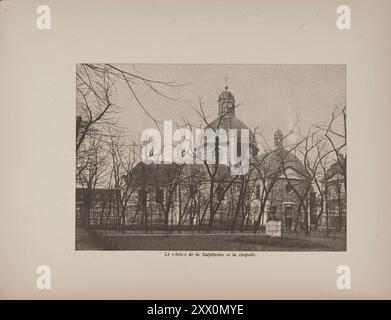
top-left (112, 64), bottom-right (346, 147)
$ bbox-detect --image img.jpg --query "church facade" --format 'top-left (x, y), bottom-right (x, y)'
top-left (122, 88), bottom-right (314, 233)
top-left (75, 87), bottom-right (340, 233)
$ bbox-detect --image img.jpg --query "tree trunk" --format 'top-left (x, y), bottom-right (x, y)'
top-left (293, 202), bottom-right (303, 232)
top-left (253, 202), bottom-right (266, 233)
top-left (325, 188), bottom-right (329, 237)
top-left (303, 205), bottom-right (309, 236)
top-left (206, 181), bottom-right (216, 234)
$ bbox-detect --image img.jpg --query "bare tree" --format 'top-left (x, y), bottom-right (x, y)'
top-left (312, 102), bottom-right (346, 234)
top-left (185, 98), bottom-right (244, 233)
top-left (108, 131), bottom-right (140, 233)
top-left (303, 137), bottom-right (336, 231)
top-left (76, 132), bottom-right (109, 228)
top-left (156, 164), bottom-right (185, 231)
top-left (76, 64), bottom-right (117, 153)
top-left (175, 166), bottom-right (204, 233)
top-left (317, 101), bottom-right (346, 191)
top-left (76, 64), bottom-right (186, 232)
top-left (76, 63), bottom-right (184, 154)
top-left (250, 151), bottom-right (279, 233)
top-left (230, 168), bottom-right (255, 233)
top-left (319, 152), bottom-right (332, 236)
top-left (276, 136), bottom-right (312, 235)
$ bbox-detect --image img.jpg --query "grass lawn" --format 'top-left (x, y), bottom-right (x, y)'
top-left (80, 230), bottom-right (346, 251)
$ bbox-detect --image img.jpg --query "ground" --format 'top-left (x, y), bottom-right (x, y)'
top-left (76, 228), bottom-right (346, 251)
top-left (76, 227), bottom-right (106, 250)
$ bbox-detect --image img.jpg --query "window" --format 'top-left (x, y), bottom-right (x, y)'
top-left (268, 206), bottom-right (277, 220)
top-left (156, 188), bottom-right (163, 203)
top-left (328, 199), bottom-right (336, 211)
top-left (255, 184), bottom-right (261, 199)
top-left (236, 141), bottom-right (241, 157)
top-left (217, 185), bottom-right (225, 201)
top-left (309, 191), bottom-right (316, 205)
top-left (138, 189), bottom-right (147, 203)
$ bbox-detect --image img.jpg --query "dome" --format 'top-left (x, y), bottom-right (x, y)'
top-left (218, 86), bottom-right (236, 117)
top-left (206, 115), bottom-right (258, 156)
top-left (206, 86), bottom-right (259, 156)
top-left (254, 149), bottom-right (307, 178)
top-left (218, 87), bottom-right (235, 103)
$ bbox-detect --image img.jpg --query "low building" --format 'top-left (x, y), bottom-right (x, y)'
top-left (124, 88), bottom-right (315, 233)
top-left (250, 130), bottom-right (315, 231)
top-left (319, 156), bottom-right (347, 231)
top-left (76, 188), bottom-right (120, 227)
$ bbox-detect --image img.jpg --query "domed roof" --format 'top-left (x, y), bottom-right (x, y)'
top-left (208, 115), bottom-right (252, 134)
top-left (206, 86), bottom-right (258, 155)
top-left (206, 115), bottom-right (258, 155)
top-left (218, 87), bottom-right (235, 102)
top-left (254, 148), bottom-right (307, 178)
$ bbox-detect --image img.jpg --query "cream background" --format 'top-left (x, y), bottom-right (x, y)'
top-left (0, 0), bottom-right (390, 299)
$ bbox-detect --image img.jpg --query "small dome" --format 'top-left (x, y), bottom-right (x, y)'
top-left (254, 149), bottom-right (307, 178)
top-left (274, 129), bottom-right (284, 149)
top-left (274, 129), bottom-right (283, 137)
top-left (207, 86), bottom-right (258, 156)
top-left (218, 86), bottom-right (235, 102)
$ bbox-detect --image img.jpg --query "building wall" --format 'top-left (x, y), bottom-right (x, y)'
top-left (319, 174), bottom-right (347, 231)
top-left (76, 171), bottom-right (346, 233)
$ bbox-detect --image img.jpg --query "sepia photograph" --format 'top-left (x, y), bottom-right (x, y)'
top-left (76, 64), bottom-right (347, 251)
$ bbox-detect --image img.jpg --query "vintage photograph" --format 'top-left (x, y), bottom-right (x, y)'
top-left (75, 64), bottom-right (346, 251)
